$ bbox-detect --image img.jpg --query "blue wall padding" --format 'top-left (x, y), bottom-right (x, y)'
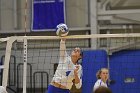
top-left (109, 50), bottom-right (140, 93)
top-left (82, 49), bottom-right (140, 93)
top-left (82, 50), bottom-right (108, 93)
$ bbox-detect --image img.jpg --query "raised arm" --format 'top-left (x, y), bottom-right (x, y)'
top-left (74, 65), bottom-right (82, 89)
top-left (59, 39), bottom-right (67, 62)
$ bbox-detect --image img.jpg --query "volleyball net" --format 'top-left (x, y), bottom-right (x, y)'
top-left (0, 33), bottom-right (140, 93)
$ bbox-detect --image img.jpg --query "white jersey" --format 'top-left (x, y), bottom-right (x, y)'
top-left (93, 79), bottom-right (107, 91)
top-left (52, 40), bottom-right (82, 90)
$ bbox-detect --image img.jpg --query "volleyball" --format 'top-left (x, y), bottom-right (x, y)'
top-left (56, 23), bottom-right (69, 37)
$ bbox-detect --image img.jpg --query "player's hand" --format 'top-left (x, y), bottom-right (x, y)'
top-left (74, 65), bottom-right (79, 75)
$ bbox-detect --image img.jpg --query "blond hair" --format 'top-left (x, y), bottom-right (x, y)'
top-left (96, 68), bottom-right (108, 79)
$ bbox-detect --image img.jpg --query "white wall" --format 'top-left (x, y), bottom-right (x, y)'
top-left (66, 0), bottom-right (89, 27)
top-left (0, 0), bottom-right (14, 30)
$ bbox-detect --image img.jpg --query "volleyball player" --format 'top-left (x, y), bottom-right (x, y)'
top-left (93, 68), bottom-right (109, 91)
top-left (45, 39), bottom-right (83, 93)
